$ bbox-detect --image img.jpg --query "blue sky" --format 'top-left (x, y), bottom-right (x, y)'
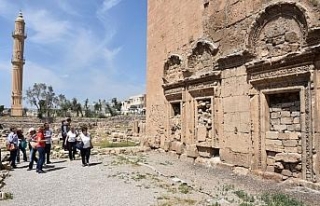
top-left (0, 0), bottom-right (147, 108)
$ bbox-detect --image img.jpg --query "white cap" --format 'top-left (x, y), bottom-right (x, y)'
top-left (28, 127), bottom-right (36, 133)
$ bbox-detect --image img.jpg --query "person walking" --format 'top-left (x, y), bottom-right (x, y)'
top-left (44, 122), bottom-right (53, 164)
top-left (17, 128), bottom-right (27, 163)
top-left (7, 126), bottom-right (18, 168)
top-left (27, 127), bottom-right (38, 171)
top-left (36, 126), bottom-right (46, 174)
top-left (61, 118), bottom-right (71, 150)
top-left (78, 127), bottom-right (92, 167)
top-left (65, 127), bottom-right (77, 161)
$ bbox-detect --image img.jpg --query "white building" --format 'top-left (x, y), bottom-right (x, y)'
top-left (121, 94), bottom-right (146, 115)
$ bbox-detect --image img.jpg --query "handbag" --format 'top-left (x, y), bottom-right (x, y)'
top-left (75, 141), bottom-right (84, 150)
top-left (20, 140), bottom-right (27, 149)
top-left (30, 141), bottom-right (38, 149)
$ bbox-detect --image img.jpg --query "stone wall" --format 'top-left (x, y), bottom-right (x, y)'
top-left (146, 0), bottom-right (320, 183)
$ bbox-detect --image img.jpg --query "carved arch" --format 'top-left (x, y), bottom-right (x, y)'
top-left (163, 54), bottom-right (183, 83)
top-left (187, 39), bottom-right (219, 73)
top-left (247, 2), bottom-right (310, 58)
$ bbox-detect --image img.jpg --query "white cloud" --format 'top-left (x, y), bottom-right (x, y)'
top-left (100, 0), bottom-right (122, 13)
top-left (24, 61), bottom-right (65, 90)
top-left (26, 9), bottom-right (71, 44)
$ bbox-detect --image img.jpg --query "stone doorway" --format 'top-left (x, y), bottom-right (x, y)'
top-left (265, 91), bottom-right (303, 180)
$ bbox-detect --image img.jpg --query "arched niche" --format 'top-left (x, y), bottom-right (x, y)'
top-left (187, 39), bottom-right (219, 73)
top-left (163, 54), bottom-right (183, 83)
top-left (247, 2), bottom-right (309, 58)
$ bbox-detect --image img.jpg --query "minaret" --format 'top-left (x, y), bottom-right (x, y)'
top-left (11, 11), bottom-right (26, 117)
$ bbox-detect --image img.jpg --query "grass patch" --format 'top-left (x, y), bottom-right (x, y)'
top-left (178, 183), bottom-right (192, 194)
top-left (234, 190), bottom-right (254, 202)
top-left (261, 193), bottom-right (306, 206)
top-left (94, 139), bottom-right (138, 148)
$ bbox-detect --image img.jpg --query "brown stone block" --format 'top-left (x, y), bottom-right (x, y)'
top-left (266, 131), bottom-right (279, 140)
top-left (263, 172), bottom-right (283, 182)
top-left (275, 153), bottom-right (301, 163)
top-left (281, 169), bottom-right (292, 177)
top-left (186, 144), bottom-right (199, 158)
top-left (281, 117), bottom-right (292, 124)
top-left (266, 166), bottom-right (275, 172)
top-left (267, 157), bottom-right (275, 166)
top-left (281, 111), bottom-right (291, 117)
top-left (283, 147), bottom-right (298, 153)
top-left (197, 125), bottom-right (207, 142)
top-left (170, 141), bottom-right (184, 154)
top-left (283, 140), bottom-right (298, 147)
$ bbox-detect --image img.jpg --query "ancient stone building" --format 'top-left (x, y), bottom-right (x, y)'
top-left (11, 12), bottom-right (26, 117)
top-left (146, 0), bottom-right (320, 182)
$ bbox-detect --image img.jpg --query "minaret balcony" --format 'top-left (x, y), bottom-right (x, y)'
top-left (11, 57), bottom-right (25, 64)
top-left (12, 31), bottom-right (27, 39)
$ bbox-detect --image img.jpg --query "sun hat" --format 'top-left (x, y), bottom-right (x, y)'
top-left (28, 127), bottom-right (36, 133)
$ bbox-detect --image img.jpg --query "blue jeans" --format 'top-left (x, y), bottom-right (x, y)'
top-left (36, 147), bottom-right (45, 171)
top-left (28, 147), bottom-right (38, 169)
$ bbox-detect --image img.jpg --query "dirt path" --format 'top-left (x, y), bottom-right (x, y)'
top-left (1, 151), bottom-right (319, 206)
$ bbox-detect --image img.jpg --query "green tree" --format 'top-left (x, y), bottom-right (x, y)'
top-left (25, 83), bottom-right (58, 118)
top-left (111, 97), bottom-right (122, 111)
top-left (0, 105), bottom-right (4, 116)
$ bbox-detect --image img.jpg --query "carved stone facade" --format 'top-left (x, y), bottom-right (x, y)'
top-left (146, 0), bottom-right (320, 183)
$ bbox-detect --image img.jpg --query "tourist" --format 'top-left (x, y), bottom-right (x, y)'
top-left (36, 126), bottom-right (46, 173)
top-left (78, 126), bottom-right (92, 167)
top-left (65, 126), bottom-right (77, 161)
top-left (7, 126), bottom-right (18, 168)
top-left (44, 122), bottom-right (53, 164)
top-left (61, 118), bottom-right (71, 150)
top-left (27, 127), bottom-right (38, 171)
top-left (17, 128), bottom-right (27, 162)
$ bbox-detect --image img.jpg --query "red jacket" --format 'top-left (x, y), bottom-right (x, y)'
top-left (36, 131), bottom-right (45, 148)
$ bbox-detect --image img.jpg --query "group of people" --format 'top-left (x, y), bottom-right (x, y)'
top-left (5, 117), bottom-right (93, 174)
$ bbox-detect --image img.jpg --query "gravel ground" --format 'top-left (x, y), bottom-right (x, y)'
top-left (1, 150), bottom-right (320, 206)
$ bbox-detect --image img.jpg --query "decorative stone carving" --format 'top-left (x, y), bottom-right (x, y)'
top-left (163, 54), bottom-right (183, 83)
top-left (187, 39), bottom-right (218, 74)
top-left (248, 2), bottom-right (309, 58)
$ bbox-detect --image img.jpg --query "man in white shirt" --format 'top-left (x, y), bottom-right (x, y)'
top-left (44, 123), bottom-right (53, 164)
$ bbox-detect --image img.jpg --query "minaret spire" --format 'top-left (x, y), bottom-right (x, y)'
top-left (11, 11), bottom-right (26, 116)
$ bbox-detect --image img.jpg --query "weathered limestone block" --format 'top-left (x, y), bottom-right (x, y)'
top-left (273, 125), bottom-right (287, 132)
top-left (275, 153), bottom-right (301, 163)
top-left (263, 172), bottom-right (283, 182)
top-left (198, 147), bottom-right (212, 158)
top-left (234, 167), bottom-right (249, 176)
top-left (197, 125), bottom-right (207, 142)
top-left (283, 140), bottom-right (298, 147)
top-left (281, 169), bottom-right (292, 177)
top-left (274, 162), bottom-right (284, 170)
top-left (163, 141), bottom-right (171, 152)
top-left (170, 141), bottom-right (184, 154)
top-left (293, 117), bottom-right (300, 124)
top-left (283, 146), bottom-right (298, 153)
top-left (266, 131), bottom-right (279, 140)
top-left (270, 112), bottom-right (279, 119)
top-left (267, 157), bottom-right (275, 166)
top-left (186, 144), bottom-right (199, 158)
top-left (281, 117), bottom-right (292, 124)
top-left (281, 111), bottom-right (291, 117)
top-left (291, 112), bottom-right (300, 117)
